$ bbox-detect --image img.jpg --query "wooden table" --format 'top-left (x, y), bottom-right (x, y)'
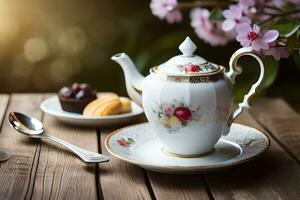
top-left (1, 94), bottom-right (300, 200)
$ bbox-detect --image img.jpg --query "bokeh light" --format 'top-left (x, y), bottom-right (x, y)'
top-left (58, 26), bottom-right (86, 55)
top-left (50, 58), bottom-right (82, 83)
top-left (24, 38), bottom-right (48, 63)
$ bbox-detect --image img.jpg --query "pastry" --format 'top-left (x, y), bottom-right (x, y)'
top-left (119, 97), bottom-right (131, 114)
top-left (83, 96), bottom-right (121, 116)
top-left (83, 94), bottom-right (132, 117)
top-left (58, 83), bottom-right (97, 113)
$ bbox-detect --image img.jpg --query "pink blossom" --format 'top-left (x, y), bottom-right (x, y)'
top-left (263, 42), bottom-right (289, 60)
top-left (239, 0), bottom-right (255, 9)
top-left (163, 105), bottom-right (174, 116)
top-left (236, 23), bottom-right (279, 51)
top-left (222, 5), bottom-right (251, 31)
top-left (150, 0), bottom-right (182, 24)
top-left (190, 8), bottom-right (235, 46)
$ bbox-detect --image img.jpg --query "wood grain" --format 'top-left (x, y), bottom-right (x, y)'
top-left (99, 128), bottom-right (152, 200)
top-left (0, 94), bottom-right (9, 125)
top-left (147, 172), bottom-right (210, 200)
top-left (204, 110), bottom-right (300, 200)
top-left (2, 94), bottom-right (300, 200)
top-left (31, 94), bottom-right (98, 199)
top-left (0, 94), bottom-right (43, 200)
top-left (251, 98), bottom-right (300, 161)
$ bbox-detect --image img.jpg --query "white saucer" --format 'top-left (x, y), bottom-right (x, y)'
top-left (105, 123), bottom-right (270, 174)
top-left (40, 96), bottom-right (144, 127)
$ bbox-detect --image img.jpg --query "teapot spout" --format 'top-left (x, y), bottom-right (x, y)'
top-left (111, 53), bottom-right (144, 106)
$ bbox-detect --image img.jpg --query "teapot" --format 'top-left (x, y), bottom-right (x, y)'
top-left (111, 37), bottom-right (264, 157)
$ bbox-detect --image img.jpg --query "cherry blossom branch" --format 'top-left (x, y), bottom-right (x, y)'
top-left (264, 5), bottom-right (284, 13)
top-left (177, 1), bottom-right (231, 10)
top-left (259, 9), bottom-right (300, 25)
top-left (261, 9), bottom-right (300, 17)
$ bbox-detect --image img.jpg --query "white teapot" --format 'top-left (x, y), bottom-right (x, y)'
top-left (111, 37), bottom-right (264, 157)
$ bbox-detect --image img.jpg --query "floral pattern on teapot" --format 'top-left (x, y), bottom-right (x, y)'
top-left (152, 99), bottom-right (230, 133)
top-left (152, 99), bottom-right (201, 132)
top-left (177, 62), bottom-right (218, 74)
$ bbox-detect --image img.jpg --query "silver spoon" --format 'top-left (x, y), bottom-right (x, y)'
top-left (8, 112), bottom-right (109, 163)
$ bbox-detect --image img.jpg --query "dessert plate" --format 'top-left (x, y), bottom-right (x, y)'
top-left (105, 123), bottom-right (270, 174)
top-left (40, 96), bottom-right (144, 127)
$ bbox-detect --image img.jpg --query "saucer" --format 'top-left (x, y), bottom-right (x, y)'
top-left (105, 123), bottom-right (270, 174)
top-left (40, 96), bottom-right (144, 127)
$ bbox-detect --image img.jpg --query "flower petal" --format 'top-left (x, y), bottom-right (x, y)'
top-left (236, 34), bottom-right (250, 46)
top-left (222, 19), bottom-right (236, 31)
top-left (241, 39), bottom-right (251, 47)
top-left (230, 5), bottom-right (242, 19)
top-left (236, 23), bottom-right (252, 34)
top-left (278, 47), bottom-right (289, 59)
top-left (253, 24), bottom-right (260, 33)
top-left (166, 10), bottom-right (182, 23)
top-left (262, 30), bottom-right (279, 43)
top-left (239, 16), bottom-right (251, 24)
top-left (236, 34), bottom-right (247, 42)
top-left (223, 10), bottom-right (234, 19)
top-left (239, 0), bottom-right (255, 7)
top-left (252, 38), bottom-right (268, 51)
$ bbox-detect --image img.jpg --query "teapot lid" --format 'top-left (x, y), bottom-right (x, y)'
top-left (155, 37), bottom-right (220, 76)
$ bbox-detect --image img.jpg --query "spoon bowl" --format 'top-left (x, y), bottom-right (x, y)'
top-left (9, 112), bottom-right (43, 135)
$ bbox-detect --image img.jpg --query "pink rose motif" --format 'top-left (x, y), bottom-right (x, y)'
top-left (186, 64), bottom-right (200, 73)
top-left (117, 139), bottom-right (129, 147)
top-left (163, 105), bottom-right (174, 116)
top-left (174, 107), bottom-right (192, 122)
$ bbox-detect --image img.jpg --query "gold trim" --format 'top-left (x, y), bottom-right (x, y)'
top-left (150, 66), bottom-right (225, 83)
top-left (161, 147), bottom-right (215, 158)
top-left (151, 65), bottom-right (224, 77)
top-left (104, 123), bottom-right (271, 172)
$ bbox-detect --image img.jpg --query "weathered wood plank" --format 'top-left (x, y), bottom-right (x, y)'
top-left (0, 94), bottom-right (43, 200)
top-left (0, 94), bottom-right (9, 125)
top-left (205, 110), bottom-right (300, 200)
top-left (251, 98), bottom-right (300, 161)
top-left (147, 172), bottom-right (210, 200)
top-left (31, 94), bottom-right (98, 200)
top-left (99, 128), bottom-right (152, 200)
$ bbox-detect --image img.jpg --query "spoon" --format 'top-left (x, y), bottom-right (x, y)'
top-left (8, 112), bottom-right (109, 163)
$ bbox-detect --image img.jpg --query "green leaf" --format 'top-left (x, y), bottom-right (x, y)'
top-left (281, 4), bottom-right (295, 12)
top-left (272, 21), bottom-right (300, 37)
top-left (209, 8), bottom-right (224, 21)
top-left (260, 56), bottom-right (279, 90)
top-left (127, 138), bottom-right (135, 144)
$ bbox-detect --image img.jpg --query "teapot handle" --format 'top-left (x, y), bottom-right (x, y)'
top-left (223, 47), bottom-right (265, 136)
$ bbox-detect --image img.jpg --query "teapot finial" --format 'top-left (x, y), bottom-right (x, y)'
top-left (179, 36), bottom-right (197, 57)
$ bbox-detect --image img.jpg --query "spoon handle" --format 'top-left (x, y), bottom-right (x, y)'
top-left (41, 134), bottom-right (109, 163)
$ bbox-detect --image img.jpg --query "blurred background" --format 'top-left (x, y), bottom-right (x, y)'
top-left (0, 0), bottom-right (299, 109)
